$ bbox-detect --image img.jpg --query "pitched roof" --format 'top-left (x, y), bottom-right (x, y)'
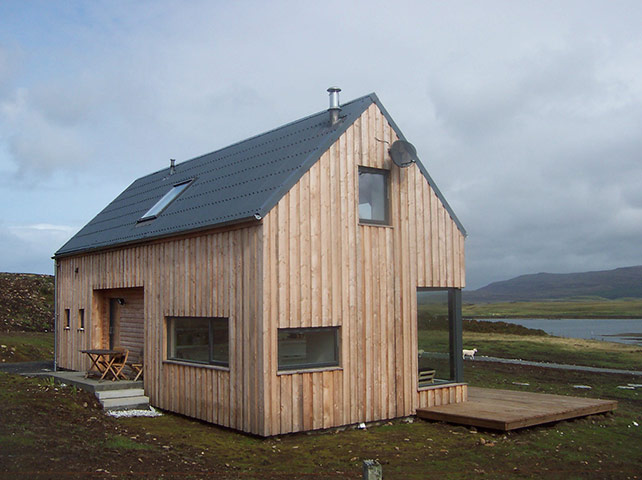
top-left (55, 93), bottom-right (465, 257)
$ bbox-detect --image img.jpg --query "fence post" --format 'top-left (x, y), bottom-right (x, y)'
top-left (362, 459), bottom-right (382, 479)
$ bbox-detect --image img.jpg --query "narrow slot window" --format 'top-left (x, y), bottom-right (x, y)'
top-left (78, 309), bottom-right (85, 330)
top-left (64, 309), bottom-right (70, 329)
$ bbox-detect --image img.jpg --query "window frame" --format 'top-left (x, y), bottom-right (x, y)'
top-left (138, 179), bottom-right (194, 223)
top-left (277, 326), bottom-right (341, 372)
top-left (358, 166), bottom-right (390, 226)
top-left (416, 288), bottom-right (463, 389)
top-left (166, 316), bottom-right (229, 367)
top-left (64, 308), bottom-right (70, 330)
top-left (78, 308), bottom-right (85, 331)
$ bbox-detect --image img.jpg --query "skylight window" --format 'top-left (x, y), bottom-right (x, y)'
top-left (139, 179), bottom-right (193, 222)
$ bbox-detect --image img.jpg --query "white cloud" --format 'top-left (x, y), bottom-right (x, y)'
top-left (1, 0), bottom-right (641, 287)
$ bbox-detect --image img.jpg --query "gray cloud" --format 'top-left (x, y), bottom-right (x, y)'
top-left (0, 0), bottom-right (641, 288)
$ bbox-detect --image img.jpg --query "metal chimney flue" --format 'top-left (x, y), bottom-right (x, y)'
top-left (169, 158), bottom-right (176, 175)
top-left (327, 86), bottom-right (341, 126)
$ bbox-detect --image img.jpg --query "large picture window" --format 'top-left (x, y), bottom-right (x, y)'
top-left (167, 317), bottom-right (229, 367)
top-left (358, 167), bottom-right (389, 224)
top-left (417, 288), bottom-right (463, 388)
top-left (278, 327), bottom-right (340, 371)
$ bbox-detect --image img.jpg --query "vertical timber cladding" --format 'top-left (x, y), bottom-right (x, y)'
top-left (261, 103), bottom-right (466, 435)
top-left (91, 287), bottom-right (144, 353)
top-left (55, 224), bottom-right (263, 433)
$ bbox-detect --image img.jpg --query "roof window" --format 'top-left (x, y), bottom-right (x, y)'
top-left (139, 179), bottom-right (193, 222)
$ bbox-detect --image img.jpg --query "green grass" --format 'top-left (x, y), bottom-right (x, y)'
top-left (418, 325), bottom-right (642, 372)
top-left (463, 332), bottom-right (642, 371)
top-left (463, 297), bottom-right (642, 318)
top-left (104, 434), bottom-right (154, 451)
top-left (0, 331), bottom-right (54, 362)
top-left (2, 362), bottom-right (641, 479)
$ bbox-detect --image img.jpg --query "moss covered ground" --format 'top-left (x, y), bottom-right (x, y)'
top-left (2, 324), bottom-right (642, 479)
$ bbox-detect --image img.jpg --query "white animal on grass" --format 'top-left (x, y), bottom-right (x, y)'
top-left (462, 348), bottom-right (478, 359)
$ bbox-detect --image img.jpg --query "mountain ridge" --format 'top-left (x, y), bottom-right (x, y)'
top-left (465, 265), bottom-right (642, 303)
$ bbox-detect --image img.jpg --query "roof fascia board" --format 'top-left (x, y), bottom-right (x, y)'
top-left (53, 215), bottom-right (260, 259)
top-left (371, 94), bottom-right (467, 237)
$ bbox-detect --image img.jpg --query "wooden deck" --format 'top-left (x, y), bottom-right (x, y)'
top-left (417, 387), bottom-right (617, 431)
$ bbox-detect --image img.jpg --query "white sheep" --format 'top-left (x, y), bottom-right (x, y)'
top-left (462, 348), bottom-right (478, 360)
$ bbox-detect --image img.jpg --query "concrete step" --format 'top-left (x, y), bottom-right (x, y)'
top-left (48, 371), bottom-right (143, 393)
top-left (101, 395), bottom-right (150, 411)
top-left (95, 388), bottom-right (145, 400)
top-left (91, 380), bottom-right (143, 392)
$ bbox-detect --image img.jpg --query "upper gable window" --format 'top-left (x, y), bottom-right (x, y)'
top-left (139, 180), bottom-right (193, 222)
top-left (358, 167), bottom-right (389, 225)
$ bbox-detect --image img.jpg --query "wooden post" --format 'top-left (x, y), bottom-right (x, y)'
top-left (362, 459), bottom-right (382, 480)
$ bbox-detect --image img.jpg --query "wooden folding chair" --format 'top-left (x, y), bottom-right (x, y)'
top-left (126, 351), bottom-right (144, 381)
top-left (107, 347), bottom-right (129, 381)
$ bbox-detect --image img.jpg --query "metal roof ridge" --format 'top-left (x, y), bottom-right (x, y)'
top-left (137, 93), bottom-right (379, 182)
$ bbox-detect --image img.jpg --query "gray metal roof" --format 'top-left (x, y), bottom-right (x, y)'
top-left (55, 93), bottom-right (465, 257)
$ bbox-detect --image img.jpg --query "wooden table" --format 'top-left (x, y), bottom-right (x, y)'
top-left (81, 349), bottom-right (128, 381)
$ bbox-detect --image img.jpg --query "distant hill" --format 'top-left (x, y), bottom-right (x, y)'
top-left (464, 266), bottom-right (642, 303)
top-left (0, 273), bottom-right (54, 332)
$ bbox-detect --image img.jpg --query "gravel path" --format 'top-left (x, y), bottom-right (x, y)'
top-left (474, 355), bottom-right (642, 376)
top-left (0, 360), bottom-right (54, 374)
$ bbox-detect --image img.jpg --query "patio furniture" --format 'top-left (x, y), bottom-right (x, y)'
top-left (81, 348), bottom-right (129, 381)
top-left (126, 351), bottom-right (144, 381)
top-left (419, 367), bottom-right (436, 385)
top-left (110, 347), bottom-right (129, 380)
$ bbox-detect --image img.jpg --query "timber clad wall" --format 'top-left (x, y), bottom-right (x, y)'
top-left (56, 103), bottom-right (465, 436)
top-left (57, 226), bottom-right (262, 432)
top-left (260, 104), bottom-right (465, 435)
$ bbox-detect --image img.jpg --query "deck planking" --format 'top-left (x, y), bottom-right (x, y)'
top-left (417, 387), bottom-right (617, 431)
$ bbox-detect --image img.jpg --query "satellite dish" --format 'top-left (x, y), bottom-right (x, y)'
top-left (389, 140), bottom-right (418, 168)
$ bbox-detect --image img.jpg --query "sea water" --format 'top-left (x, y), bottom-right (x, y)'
top-left (476, 318), bottom-right (642, 346)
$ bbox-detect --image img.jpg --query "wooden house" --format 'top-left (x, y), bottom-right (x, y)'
top-left (54, 89), bottom-right (467, 436)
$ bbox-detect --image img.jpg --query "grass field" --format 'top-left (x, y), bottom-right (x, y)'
top-left (463, 331), bottom-right (642, 371)
top-left (1, 359), bottom-right (640, 479)
top-left (0, 331), bottom-right (54, 363)
top-left (1, 326), bottom-right (642, 479)
top-left (416, 319), bottom-right (642, 371)
top-left (463, 297), bottom-right (642, 318)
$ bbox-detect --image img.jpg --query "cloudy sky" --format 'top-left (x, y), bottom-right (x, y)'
top-left (1, 0), bottom-right (640, 289)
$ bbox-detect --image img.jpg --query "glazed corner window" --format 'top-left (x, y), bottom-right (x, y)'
top-left (417, 288), bottom-right (463, 387)
top-left (139, 179), bottom-right (193, 222)
top-left (358, 167), bottom-right (389, 224)
top-left (278, 327), bottom-right (340, 371)
top-left (78, 309), bottom-right (85, 330)
top-left (167, 317), bottom-right (229, 367)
